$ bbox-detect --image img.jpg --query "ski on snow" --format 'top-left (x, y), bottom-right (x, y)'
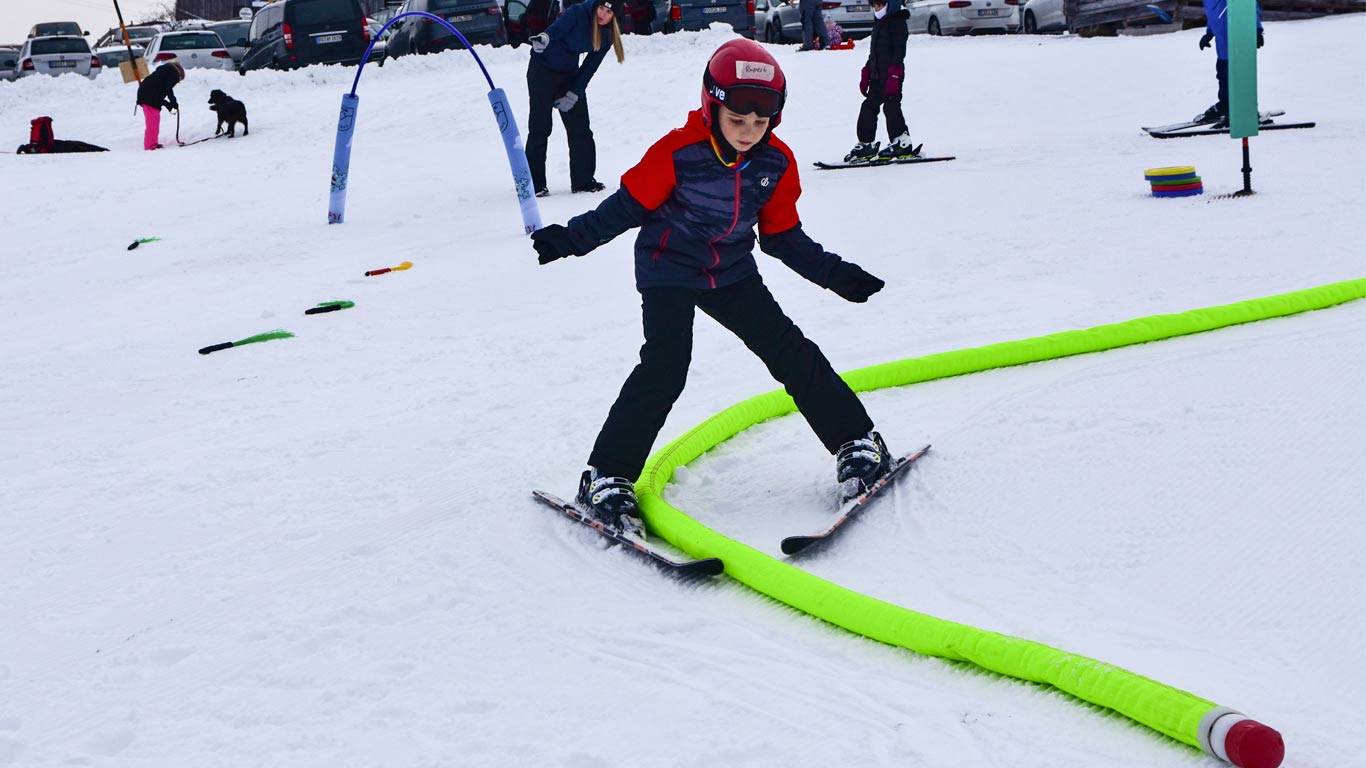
top-left (781, 444), bottom-right (931, 556)
top-left (814, 156), bottom-right (955, 171)
top-left (1147, 121), bottom-right (1316, 139)
top-left (532, 490), bottom-right (724, 578)
top-left (1141, 110), bottom-right (1283, 135)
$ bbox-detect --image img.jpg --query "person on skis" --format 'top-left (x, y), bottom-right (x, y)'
top-left (530, 38), bottom-right (894, 538)
top-left (844, 0), bottom-right (914, 163)
top-left (136, 59), bottom-right (184, 151)
top-left (525, 0), bottom-right (625, 197)
top-left (1195, 0), bottom-right (1263, 126)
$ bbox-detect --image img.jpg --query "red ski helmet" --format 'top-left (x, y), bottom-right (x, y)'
top-left (701, 39), bottom-right (787, 129)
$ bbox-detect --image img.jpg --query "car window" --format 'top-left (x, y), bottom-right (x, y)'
top-left (0, 54), bottom-right (18, 67)
top-left (162, 33), bottom-right (224, 49)
top-left (33, 23), bottom-right (84, 37)
top-left (30, 38), bottom-right (91, 54)
top-left (290, 0), bottom-right (362, 26)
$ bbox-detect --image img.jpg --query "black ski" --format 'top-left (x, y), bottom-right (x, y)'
top-left (781, 444), bottom-right (931, 556)
top-left (814, 156), bottom-right (955, 171)
top-left (1141, 110), bottom-right (1282, 135)
top-left (1148, 121), bottom-right (1316, 139)
top-left (532, 490), bottom-right (724, 578)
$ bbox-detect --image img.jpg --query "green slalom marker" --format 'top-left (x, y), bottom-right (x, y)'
top-left (198, 330), bottom-right (294, 355)
top-left (304, 300), bottom-right (355, 315)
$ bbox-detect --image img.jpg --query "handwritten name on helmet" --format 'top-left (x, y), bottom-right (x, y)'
top-left (735, 60), bottom-right (775, 82)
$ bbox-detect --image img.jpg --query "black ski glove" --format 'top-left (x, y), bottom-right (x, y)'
top-left (531, 224), bottom-right (582, 265)
top-left (825, 260), bottom-right (884, 303)
top-left (1199, 31), bottom-right (1213, 50)
top-left (1256, 29), bottom-right (1264, 48)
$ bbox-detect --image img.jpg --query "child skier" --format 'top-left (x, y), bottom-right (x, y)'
top-left (531, 38), bottom-right (894, 537)
top-left (135, 59), bottom-right (184, 151)
top-left (844, 0), bottom-right (914, 163)
top-left (1195, 0), bottom-right (1263, 126)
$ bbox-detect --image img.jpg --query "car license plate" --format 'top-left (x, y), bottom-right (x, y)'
top-left (450, 14), bottom-right (474, 21)
top-left (316, 33), bottom-right (343, 43)
top-left (703, 5), bottom-right (727, 12)
top-left (51, 60), bottom-right (77, 68)
top-left (976, 8), bottom-right (1002, 15)
top-left (849, 4), bottom-right (871, 11)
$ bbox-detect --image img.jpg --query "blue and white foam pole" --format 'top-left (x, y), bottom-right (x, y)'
top-left (488, 88), bottom-right (541, 233)
top-left (327, 11), bottom-right (541, 233)
top-left (328, 93), bottom-right (359, 224)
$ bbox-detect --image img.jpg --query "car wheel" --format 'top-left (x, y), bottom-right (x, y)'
top-left (1024, 10), bottom-right (1036, 33)
top-left (767, 21), bottom-right (781, 44)
top-left (928, 16), bottom-right (941, 35)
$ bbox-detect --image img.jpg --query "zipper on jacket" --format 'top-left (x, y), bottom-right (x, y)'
top-left (704, 169), bottom-right (744, 289)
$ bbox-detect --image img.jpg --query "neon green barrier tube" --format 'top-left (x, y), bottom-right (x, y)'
top-left (637, 278), bottom-right (1365, 768)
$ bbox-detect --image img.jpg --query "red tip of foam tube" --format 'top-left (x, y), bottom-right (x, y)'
top-left (1224, 719), bottom-right (1285, 768)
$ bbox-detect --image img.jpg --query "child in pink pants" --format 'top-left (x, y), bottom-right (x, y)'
top-left (135, 60), bottom-right (184, 150)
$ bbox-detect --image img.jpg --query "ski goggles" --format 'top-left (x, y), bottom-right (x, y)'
top-left (708, 83), bottom-right (785, 118)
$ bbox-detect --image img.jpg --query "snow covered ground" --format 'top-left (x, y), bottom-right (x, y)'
top-left (2, 16), bottom-right (1363, 768)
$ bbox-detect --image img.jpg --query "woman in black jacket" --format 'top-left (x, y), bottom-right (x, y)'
top-left (843, 0), bottom-right (915, 163)
top-left (136, 60), bottom-right (184, 151)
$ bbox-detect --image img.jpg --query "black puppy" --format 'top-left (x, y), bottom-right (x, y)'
top-left (207, 89), bottom-right (249, 138)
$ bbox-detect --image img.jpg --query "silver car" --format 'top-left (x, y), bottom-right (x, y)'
top-left (15, 35), bottom-right (101, 79)
top-left (0, 48), bottom-right (20, 82)
top-left (206, 20), bottom-right (253, 65)
top-left (143, 30), bottom-right (236, 71)
top-left (761, 0), bottom-right (874, 44)
top-left (906, 0), bottom-right (1020, 35)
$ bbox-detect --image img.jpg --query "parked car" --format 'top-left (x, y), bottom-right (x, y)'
top-left (15, 36), bottom-right (101, 79)
top-left (665, 0), bottom-right (756, 37)
top-left (239, 0), bottom-right (372, 73)
top-left (206, 20), bottom-right (253, 64)
top-left (906, 0), bottom-right (1020, 35)
top-left (143, 30), bottom-right (235, 70)
top-left (28, 22), bottom-right (88, 39)
top-left (94, 25), bottom-right (160, 48)
top-left (385, 0), bottom-right (507, 57)
top-left (0, 48), bottom-right (20, 81)
top-left (504, 0), bottom-right (560, 46)
top-left (1021, 0), bottom-right (1066, 32)
top-left (761, 0), bottom-right (873, 44)
top-left (93, 44), bottom-right (145, 68)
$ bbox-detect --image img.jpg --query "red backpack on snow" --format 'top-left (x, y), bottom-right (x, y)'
top-left (28, 117), bottom-right (55, 153)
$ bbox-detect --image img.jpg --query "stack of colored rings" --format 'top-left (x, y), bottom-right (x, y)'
top-left (1146, 166), bottom-right (1203, 197)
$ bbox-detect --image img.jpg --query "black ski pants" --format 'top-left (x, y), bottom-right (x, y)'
top-left (525, 58), bottom-right (596, 192)
top-left (856, 82), bottom-right (908, 144)
top-left (588, 275), bottom-right (875, 481)
top-left (1215, 58), bottom-right (1229, 113)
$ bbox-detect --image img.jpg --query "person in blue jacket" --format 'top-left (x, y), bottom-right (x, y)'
top-left (1196, 0), bottom-right (1263, 125)
top-left (526, 0), bottom-right (625, 197)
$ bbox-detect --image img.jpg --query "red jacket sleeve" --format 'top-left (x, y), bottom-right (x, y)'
top-left (620, 132), bottom-right (681, 211)
top-left (758, 138), bottom-right (802, 236)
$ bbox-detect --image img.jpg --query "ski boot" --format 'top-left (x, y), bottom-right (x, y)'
top-left (835, 431), bottom-right (892, 502)
top-left (577, 469), bottom-right (646, 538)
top-left (878, 133), bottom-right (921, 160)
top-left (1193, 104), bottom-right (1228, 127)
top-left (843, 141), bottom-right (880, 164)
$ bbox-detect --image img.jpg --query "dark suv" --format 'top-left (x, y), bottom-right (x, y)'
top-left (238, 0), bottom-right (371, 74)
top-left (384, 0), bottom-right (507, 58)
top-left (665, 0), bottom-right (755, 37)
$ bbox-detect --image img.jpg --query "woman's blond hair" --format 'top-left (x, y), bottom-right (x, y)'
top-left (590, 6), bottom-right (625, 64)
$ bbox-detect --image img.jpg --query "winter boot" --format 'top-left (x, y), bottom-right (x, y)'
top-left (843, 141), bottom-right (880, 164)
top-left (835, 431), bottom-right (892, 501)
top-left (535, 187), bottom-right (550, 198)
top-left (571, 179), bottom-right (606, 193)
top-left (577, 469), bottom-right (645, 538)
top-left (878, 133), bottom-right (921, 160)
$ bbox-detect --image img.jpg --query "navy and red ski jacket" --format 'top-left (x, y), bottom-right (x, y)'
top-left (562, 109), bottom-right (845, 291)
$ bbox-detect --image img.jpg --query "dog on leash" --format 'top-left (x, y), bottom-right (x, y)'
top-left (207, 89), bottom-right (249, 138)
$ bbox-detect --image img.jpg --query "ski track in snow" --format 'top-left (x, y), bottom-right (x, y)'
top-left (2, 16), bottom-right (1364, 768)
